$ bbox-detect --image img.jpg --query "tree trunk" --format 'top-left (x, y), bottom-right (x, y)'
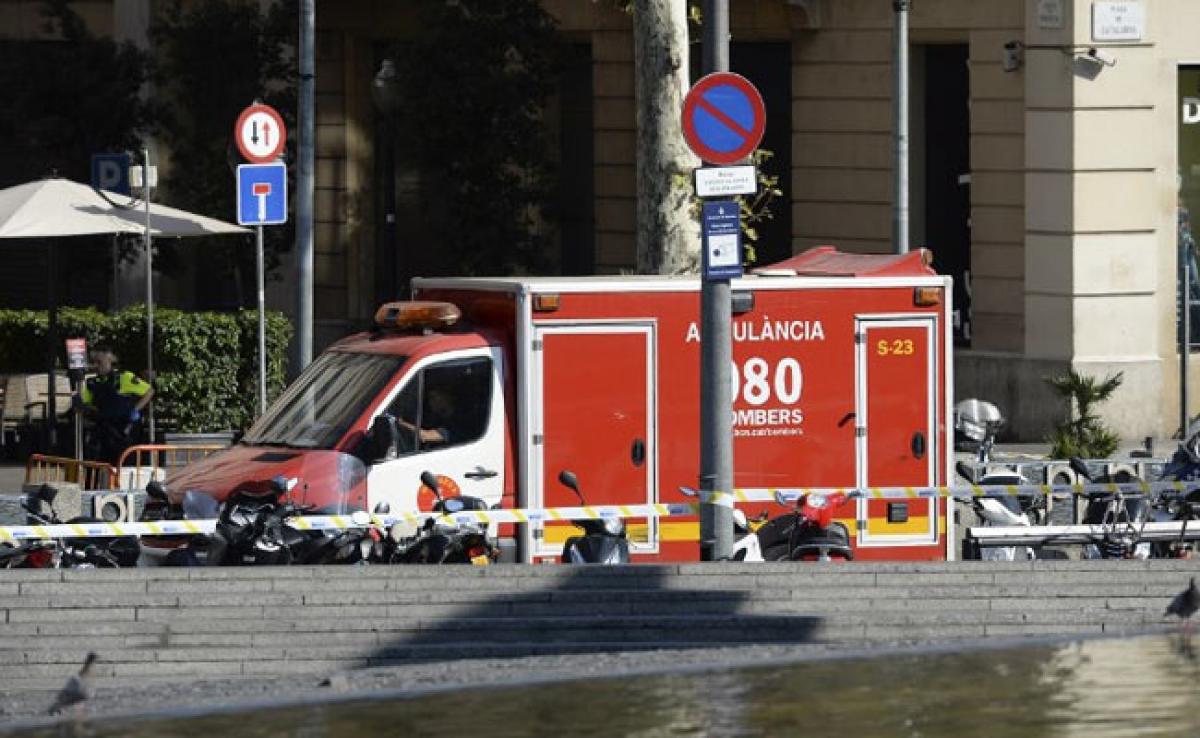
top-left (633, 0), bottom-right (700, 275)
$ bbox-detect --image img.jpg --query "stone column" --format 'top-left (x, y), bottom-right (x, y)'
top-left (1023, 0), bottom-right (1162, 438)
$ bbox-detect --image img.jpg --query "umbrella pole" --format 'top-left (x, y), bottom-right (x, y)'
top-left (46, 240), bottom-right (58, 453)
top-left (143, 149), bottom-right (155, 444)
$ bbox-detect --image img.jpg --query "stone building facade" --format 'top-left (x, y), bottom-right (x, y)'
top-left (1, 0), bottom-right (1195, 441)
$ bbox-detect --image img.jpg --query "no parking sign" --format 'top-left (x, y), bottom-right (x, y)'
top-left (681, 73), bottom-right (766, 166)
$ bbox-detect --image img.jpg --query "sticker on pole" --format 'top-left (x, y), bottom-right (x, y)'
top-left (682, 73), bottom-right (766, 166)
top-left (701, 200), bottom-right (743, 280)
top-left (236, 163), bottom-right (288, 225)
top-left (234, 103), bottom-right (287, 164)
top-left (65, 338), bottom-right (88, 371)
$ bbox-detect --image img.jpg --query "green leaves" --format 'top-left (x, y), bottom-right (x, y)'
top-left (1045, 369), bottom-right (1125, 460)
top-left (149, 0), bottom-right (297, 287)
top-left (0, 307), bottom-right (292, 434)
top-left (388, 0), bottom-right (562, 277)
top-left (0, 1), bottom-right (150, 186)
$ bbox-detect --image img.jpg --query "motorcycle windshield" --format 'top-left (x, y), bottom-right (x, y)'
top-left (283, 451), bottom-right (369, 515)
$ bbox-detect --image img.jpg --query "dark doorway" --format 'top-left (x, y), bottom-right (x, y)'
top-left (558, 43), bottom-right (595, 275)
top-left (922, 45), bottom-right (972, 346)
top-left (690, 43), bottom-right (793, 268)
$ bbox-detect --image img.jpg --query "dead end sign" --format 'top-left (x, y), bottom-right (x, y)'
top-left (682, 73), bottom-right (766, 166)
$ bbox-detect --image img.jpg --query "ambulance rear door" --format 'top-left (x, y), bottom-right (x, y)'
top-left (529, 321), bottom-right (658, 558)
top-left (854, 315), bottom-right (940, 546)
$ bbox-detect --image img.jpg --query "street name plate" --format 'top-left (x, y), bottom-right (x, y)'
top-left (1092, 1), bottom-right (1144, 41)
top-left (694, 166), bottom-right (757, 198)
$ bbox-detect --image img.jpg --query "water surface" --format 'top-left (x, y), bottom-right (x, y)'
top-left (10, 634), bottom-right (1200, 737)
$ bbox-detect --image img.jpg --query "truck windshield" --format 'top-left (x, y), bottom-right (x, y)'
top-left (242, 351), bottom-right (404, 449)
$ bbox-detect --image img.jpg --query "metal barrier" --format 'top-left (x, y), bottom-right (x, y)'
top-left (968, 522), bottom-right (1200, 548)
top-left (23, 454), bottom-right (117, 491)
top-left (115, 444), bottom-right (226, 491)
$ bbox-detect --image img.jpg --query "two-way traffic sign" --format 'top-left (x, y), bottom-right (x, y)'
top-left (235, 103), bottom-right (287, 164)
top-left (236, 163), bottom-right (288, 226)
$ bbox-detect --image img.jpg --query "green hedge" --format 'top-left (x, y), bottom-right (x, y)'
top-left (0, 305), bottom-right (292, 433)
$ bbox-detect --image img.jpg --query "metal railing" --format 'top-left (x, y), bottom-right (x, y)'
top-left (24, 454), bottom-right (117, 491)
top-left (115, 444), bottom-right (226, 491)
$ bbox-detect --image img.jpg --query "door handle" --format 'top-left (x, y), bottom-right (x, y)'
top-left (911, 432), bottom-right (927, 460)
top-left (465, 467), bottom-right (498, 480)
top-left (631, 438), bottom-right (646, 467)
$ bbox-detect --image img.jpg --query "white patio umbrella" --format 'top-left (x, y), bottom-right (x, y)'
top-left (0, 178), bottom-right (248, 239)
top-left (0, 177), bottom-right (249, 451)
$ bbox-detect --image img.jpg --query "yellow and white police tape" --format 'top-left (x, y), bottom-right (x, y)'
top-left (3, 480), bottom-right (1200, 541)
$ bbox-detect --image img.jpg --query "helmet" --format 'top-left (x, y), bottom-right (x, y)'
top-left (954, 399), bottom-right (1002, 443)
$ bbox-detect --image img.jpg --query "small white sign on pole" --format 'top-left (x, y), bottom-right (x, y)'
top-left (694, 166), bottom-right (758, 198)
top-left (1092, 1), bottom-right (1144, 42)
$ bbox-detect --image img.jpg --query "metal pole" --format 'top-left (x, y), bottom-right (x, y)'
top-left (893, 0), bottom-right (911, 254)
top-left (256, 225), bottom-right (267, 417)
top-left (143, 149), bottom-right (155, 443)
top-left (1183, 246), bottom-right (1191, 437)
top-left (296, 0), bottom-right (315, 370)
top-left (699, 0), bottom-right (733, 562)
top-left (46, 241), bottom-right (58, 452)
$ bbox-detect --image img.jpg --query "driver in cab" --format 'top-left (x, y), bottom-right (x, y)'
top-left (396, 386), bottom-right (455, 448)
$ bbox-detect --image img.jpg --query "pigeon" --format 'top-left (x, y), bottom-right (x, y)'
top-left (47, 652), bottom-right (97, 717)
top-left (1166, 578), bottom-right (1200, 629)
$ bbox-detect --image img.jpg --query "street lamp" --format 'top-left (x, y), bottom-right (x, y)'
top-left (372, 59), bottom-right (401, 301)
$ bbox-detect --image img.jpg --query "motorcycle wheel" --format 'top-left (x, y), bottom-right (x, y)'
top-left (404, 536), bottom-right (451, 564)
top-left (762, 543), bottom-right (791, 562)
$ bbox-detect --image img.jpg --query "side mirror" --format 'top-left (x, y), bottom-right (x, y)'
top-left (1068, 457), bottom-right (1093, 481)
top-left (558, 470), bottom-right (579, 493)
top-left (420, 471), bottom-right (442, 501)
top-left (955, 462), bottom-right (977, 484)
top-left (269, 475), bottom-right (299, 495)
top-left (37, 484), bottom-right (57, 503)
top-left (367, 415), bottom-right (401, 462)
top-left (558, 470), bottom-right (582, 504)
top-left (146, 481), bottom-right (169, 502)
top-left (373, 502), bottom-right (391, 515)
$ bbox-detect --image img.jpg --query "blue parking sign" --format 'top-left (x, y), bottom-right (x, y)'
top-left (236, 163), bottom-right (288, 226)
top-left (91, 153), bottom-right (131, 195)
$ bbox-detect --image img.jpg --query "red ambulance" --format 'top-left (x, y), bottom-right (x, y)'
top-left (166, 246), bottom-right (953, 562)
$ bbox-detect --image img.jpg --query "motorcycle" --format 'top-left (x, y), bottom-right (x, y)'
top-left (380, 471), bottom-right (497, 565)
top-left (0, 485), bottom-right (140, 569)
top-left (1155, 429), bottom-right (1200, 557)
top-left (556, 470), bottom-right (630, 564)
top-left (146, 452), bottom-right (373, 567)
top-left (756, 490), bottom-right (853, 562)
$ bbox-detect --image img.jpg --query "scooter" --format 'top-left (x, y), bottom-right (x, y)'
top-left (678, 486), bottom-right (766, 562)
top-left (756, 491), bottom-right (854, 562)
top-left (557, 470), bottom-right (630, 564)
top-left (954, 398), bottom-right (1042, 561)
top-left (385, 471), bottom-right (497, 565)
top-left (6, 485), bottom-right (140, 568)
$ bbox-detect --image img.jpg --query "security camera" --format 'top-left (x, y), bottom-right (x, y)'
top-left (1002, 41), bottom-right (1024, 72)
top-left (1085, 47), bottom-right (1117, 67)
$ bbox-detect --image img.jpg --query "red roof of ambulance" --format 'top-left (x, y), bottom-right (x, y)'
top-left (756, 245), bottom-right (936, 277)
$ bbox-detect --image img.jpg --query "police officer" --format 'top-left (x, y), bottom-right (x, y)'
top-left (75, 347), bottom-right (154, 464)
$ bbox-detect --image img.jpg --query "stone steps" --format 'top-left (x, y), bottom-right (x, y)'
top-left (0, 561), bottom-right (1195, 695)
